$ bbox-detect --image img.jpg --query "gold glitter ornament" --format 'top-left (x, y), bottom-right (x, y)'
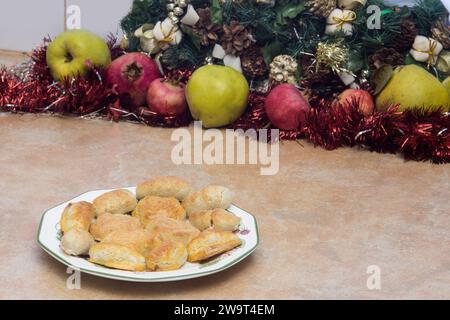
top-left (269, 55), bottom-right (298, 84)
top-left (306, 0), bottom-right (336, 18)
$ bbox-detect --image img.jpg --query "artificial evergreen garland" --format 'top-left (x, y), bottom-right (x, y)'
top-left (121, 0), bottom-right (448, 81)
top-left (1, 0), bottom-right (450, 163)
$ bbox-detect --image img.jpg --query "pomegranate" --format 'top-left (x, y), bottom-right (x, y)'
top-left (147, 78), bottom-right (187, 116)
top-left (106, 53), bottom-right (161, 108)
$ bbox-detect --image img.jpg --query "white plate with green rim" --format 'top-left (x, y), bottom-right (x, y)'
top-left (37, 187), bottom-right (259, 282)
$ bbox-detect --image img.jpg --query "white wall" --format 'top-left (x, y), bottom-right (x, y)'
top-left (67, 0), bottom-right (132, 39)
top-left (0, 0), bottom-right (133, 52)
top-left (0, 0), bottom-right (64, 52)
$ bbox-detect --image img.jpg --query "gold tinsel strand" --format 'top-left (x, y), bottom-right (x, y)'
top-left (315, 41), bottom-right (349, 74)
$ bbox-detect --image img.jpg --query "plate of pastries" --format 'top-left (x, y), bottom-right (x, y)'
top-left (37, 177), bottom-right (259, 282)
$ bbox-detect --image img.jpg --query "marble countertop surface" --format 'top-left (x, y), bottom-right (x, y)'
top-left (0, 113), bottom-right (449, 299)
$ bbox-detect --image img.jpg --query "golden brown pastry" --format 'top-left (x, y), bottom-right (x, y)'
top-left (145, 216), bottom-right (200, 246)
top-left (89, 243), bottom-right (146, 272)
top-left (102, 229), bottom-right (156, 256)
top-left (212, 209), bottom-right (241, 232)
top-left (182, 185), bottom-right (235, 215)
top-left (60, 228), bottom-right (95, 256)
top-left (187, 230), bottom-right (242, 262)
top-left (89, 213), bottom-right (142, 241)
top-left (189, 208), bottom-right (241, 232)
top-left (136, 176), bottom-right (192, 201)
top-left (93, 189), bottom-right (137, 216)
top-left (189, 210), bottom-right (213, 231)
top-left (133, 196), bottom-right (186, 224)
top-left (60, 201), bottom-right (96, 233)
top-left (146, 241), bottom-right (188, 271)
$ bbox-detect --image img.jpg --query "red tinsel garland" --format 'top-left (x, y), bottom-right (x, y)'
top-left (0, 41), bottom-right (191, 127)
top-left (231, 94), bottom-right (450, 163)
top-left (1, 42), bottom-right (449, 163)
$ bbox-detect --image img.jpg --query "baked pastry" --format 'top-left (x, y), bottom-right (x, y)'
top-left (60, 201), bottom-right (96, 233)
top-left (89, 243), bottom-right (146, 272)
top-left (93, 189), bottom-right (137, 216)
top-left (212, 209), bottom-right (241, 232)
top-left (60, 228), bottom-right (94, 256)
top-left (102, 229), bottom-right (156, 256)
top-left (133, 196), bottom-right (186, 224)
top-left (146, 241), bottom-right (188, 271)
top-left (187, 230), bottom-right (242, 262)
top-left (182, 185), bottom-right (234, 215)
top-left (189, 208), bottom-right (241, 231)
top-left (90, 213), bottom-right (142, 241)
top-left (136, 176), bottom-right (192, 201)
top-left (189, 210), bottom-right (213, 231)
top-left (145, 216), bottom-right (200, 246)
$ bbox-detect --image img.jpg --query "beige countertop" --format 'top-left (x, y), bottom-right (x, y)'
top-left (0, 113), bottom-right (449, 299)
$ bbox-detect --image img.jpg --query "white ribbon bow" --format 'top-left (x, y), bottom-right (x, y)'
top-left (212, 44), bottom-right (243, 73)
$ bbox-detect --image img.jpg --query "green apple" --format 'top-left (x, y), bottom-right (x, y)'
top-left (376, 65), bottom-right (450, 112)
top-left (186, 65), bottom-right (249, 128)
top-left (46, 30), bottom-right (111, 81)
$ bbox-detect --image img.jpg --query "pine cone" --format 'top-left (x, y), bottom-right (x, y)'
top-left (391, 19), bottom-right (417, 52)
top-left (306, 0), bottom-right (336, 18)
top-left (301, 57), bottom-right (345, 100)
top-left (193, 8), bottom-right (222, 47)
top-left (221, 21), bottom-right (253, 56)
top-left (432, 20), bottom-right (450, 50)
top-left (369, 48), bottom-right (405, 69)
top-left (241, 46), bottom-right (268, 79)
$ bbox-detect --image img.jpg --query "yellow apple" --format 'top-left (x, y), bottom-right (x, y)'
top-left (186, 65), bottom-right (249, 128)
top-left (46, 30), bottom-right (111, 81)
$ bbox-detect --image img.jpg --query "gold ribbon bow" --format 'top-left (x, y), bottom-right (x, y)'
top-left (332, 11), bottom-right (357, 29)
top-left (414, 39), bottom-right (438, 68)
top-left (159, 23), bottom-right (177, 44)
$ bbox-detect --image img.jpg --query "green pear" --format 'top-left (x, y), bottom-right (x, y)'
top-left (444, 77), bottom-right (450, 97)
top-left (376, 65), bottom-right (450, 112)
top-left (186, 65), bottom-right (249, 128)
top-left (46, 30), bottom-right (111, 81)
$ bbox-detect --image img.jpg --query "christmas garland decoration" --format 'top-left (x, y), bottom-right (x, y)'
top-left (1, 0), bottom-right (450, 163)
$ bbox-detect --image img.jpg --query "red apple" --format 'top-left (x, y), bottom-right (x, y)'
top-left (147, 78), bottom-right (187, 116)
top-left (336, 89), bottom-right (374, 116)
top-left (265, 84), bottom-right (311, 130)
top-left (106, 53), bottom-right (161, 108)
